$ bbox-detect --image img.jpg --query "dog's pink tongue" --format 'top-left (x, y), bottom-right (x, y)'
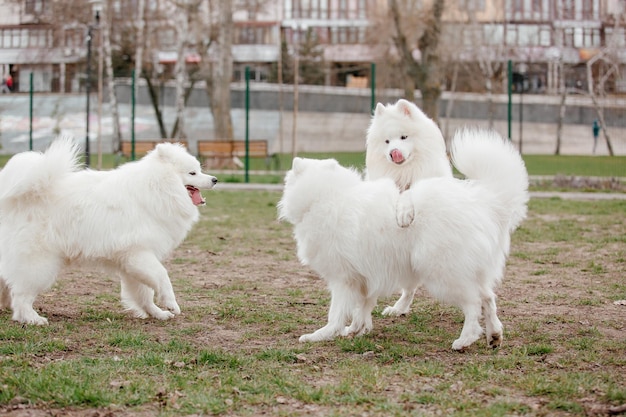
top-left (187, 186), bottom-right (204, 205)
top-left (391, 149), bottom-right (405, 164)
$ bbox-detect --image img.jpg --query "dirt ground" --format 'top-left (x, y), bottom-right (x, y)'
top-left (1, 196), bottom-right (625, 417)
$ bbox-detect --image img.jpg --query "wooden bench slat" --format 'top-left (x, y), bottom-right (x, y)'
top-left (197, 140), bottom-right (278, 169)
top-left (120, 140), bottom-right (188, 158)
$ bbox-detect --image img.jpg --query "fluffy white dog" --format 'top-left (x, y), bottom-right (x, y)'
top-left (279, 129), bottom-right (528, 350)
top-left (0, 138), bottom-right (217, 325)
top-left (366, 99), bottom-right (454, 314)
top-left (365, 99), bottom-right (452, 190)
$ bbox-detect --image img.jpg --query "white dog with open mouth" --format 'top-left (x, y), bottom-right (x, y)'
top-left (0, 138), bottom-right (217, 325)
top-left (279, 129), bottom-right (528, 350)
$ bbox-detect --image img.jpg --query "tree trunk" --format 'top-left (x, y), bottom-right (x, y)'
top-left (586, 58), bottom-right (614, 156)
top-left (443, 62), bottom-right (458, 138)
top-left (388, 0), bottom-right (445, 124)
top-left (555, 59), bottom-right (566, 155)
top-left (212, 0), bottom-right (234, 140)
top-left (134, 0), bottom-right (145, 119)
top-left (102, 0), bottom-right (122, 152)
top-left (172, 9), bottom-right (188, 140)
top-left (170, 79), bottom-right (197, 139)
top-left (555, 87), bottom-right (566, 155)
top-left (388, 0), bottom-right (419, 104)
top-left (415, 0), bottom-right (445, 125)
top-left (143, 73), bottom-right (167, 138)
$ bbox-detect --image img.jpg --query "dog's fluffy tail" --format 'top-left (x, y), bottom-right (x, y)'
top-left (451, 128), bottom-right (529, 232)
top-left (0, 136), bottom-right (82, 202)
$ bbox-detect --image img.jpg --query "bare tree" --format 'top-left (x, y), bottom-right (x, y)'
top-left (134, 0), bottom-right (146, 110)
top-left (101, 0), bottom-right (123, 152)
top-left (168, 1), bottom-right (195, 140)
top-left (387, 0), bottom-right (446, 123)
top-left (586, 51), bottom-right (616, 156)
top-left (204, 0), bottom-right (234, 140)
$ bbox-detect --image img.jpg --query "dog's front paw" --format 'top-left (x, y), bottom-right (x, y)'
top-left (299, 333), bottom-right (317, 343)
top-left (299, 327), bottom-right (337, 343)
top-left (343, 323), bottom-right (372, 337)
top-left (452, 336), bottom-right (480, 352)
top-left (487, 332), bottom-right (503, 348)
top-left (13, 309), bottom-right (48, 325)
top-left (396, 195), bottom-right (415, 228)
top-left (152, 309), bottom-right (175, 320)
top-left (382, 306), bottom-right (406, 316)
top-left (165, 301), bottom-right (181, 315)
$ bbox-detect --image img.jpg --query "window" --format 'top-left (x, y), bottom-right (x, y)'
top-left (24, 0), bottom-right (44, 14)
top-left (329, 26), bottom-right (364, 44)
top-left (506, 0), bottom-right (552, 20)
top-left (459, 0), bottom-right (486, 11)
top-left (157, 28), bottom-right (176, 49)
top-left (483, 24), bottom-right (504, 46)
top-left (606, 27), bottom-right (626, 48)
top-left (288, 0), bottom-right (369, 20)
top-left (504, 24), bottom-right (551, 46)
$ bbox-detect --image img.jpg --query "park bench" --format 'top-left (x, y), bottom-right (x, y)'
top-left (119, 140), bottom-right (188, 159)
top-left (197, 140), bottom-right (278, 169)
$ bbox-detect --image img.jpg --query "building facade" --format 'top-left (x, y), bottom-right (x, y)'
top-left (0, 0), bottom-right (624, 94)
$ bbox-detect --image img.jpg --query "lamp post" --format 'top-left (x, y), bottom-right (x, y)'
top-left (85, 0), bottom-right (102, 167)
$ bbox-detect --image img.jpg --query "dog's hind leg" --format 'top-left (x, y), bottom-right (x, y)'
top-left (344, 295), bottom-right (377, 337)
top-left (482, 290), bottom-right (503, 348)
top-left (452, 300), bottom-right (484, 351)
top-left (120, 276), bottom-right (174, 320)
top-left (5, 256), bottom-right (61, 325)
top-left (299, 280), bottom-right (356, 343)
top-left (0, 278), bottom-right (11, 310)
top-left (120, 251), bottom-right (180, 319)
top-left (382, 287), bottom-right (416, 316)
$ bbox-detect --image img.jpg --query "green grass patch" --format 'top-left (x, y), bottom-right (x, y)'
top-left (0, 191), bottom-right (624, 416)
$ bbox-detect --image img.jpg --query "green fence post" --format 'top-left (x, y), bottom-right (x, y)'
top-left (131, 69), bottom-right (136, 160)
top-left (245, 66), bottom-right (250, 183)
top-left (29, 72), bottom-right (33, 151)
top-left (370, 63), bottom-right (376, 114)
top-left (507, 60), bottom-right (512, 141)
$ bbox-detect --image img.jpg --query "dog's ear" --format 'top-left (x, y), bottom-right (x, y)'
top-left (374, 103), bottom-right (385, 116)
top-left (396, 99), bottom-right (414, 118)
top-left (291, 157), bottom-right (305, 174)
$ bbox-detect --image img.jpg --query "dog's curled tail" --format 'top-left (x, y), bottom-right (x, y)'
top-left (451, 128), bottom-right (529, 232)
top-left (0, 136), bottom-right (82, 202)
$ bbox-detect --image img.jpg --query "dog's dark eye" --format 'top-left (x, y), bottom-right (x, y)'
top-left (189, 172), bottom-right (196, 176)
top-left (385, 139), bottom-right (390, 144)
top-left (401, 135), bottom-right (407, 140)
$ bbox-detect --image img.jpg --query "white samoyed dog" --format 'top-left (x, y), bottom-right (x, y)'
top-left (365, 98), bottom-right (452, 190)
top-left (278, 129), bottom-right (528, 350)
top-left (366, 98), bottom-right (454, 317)
top-left (0, 138), bottom-right (217, 325)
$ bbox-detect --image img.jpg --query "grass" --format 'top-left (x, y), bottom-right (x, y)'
top-left (0, 194), bottom-right (624, 416)
top-left (1, 151), bottom-right (625, 178)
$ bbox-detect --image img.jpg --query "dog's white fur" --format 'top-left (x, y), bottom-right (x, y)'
top-left (365, 99), bottom-right (452, 189)
top-left (366, 98), bottom-right (454, 316)
top-left (279, 129), bottom-right (528, 350)
top-left (0, 138), bottom-right (217, 325)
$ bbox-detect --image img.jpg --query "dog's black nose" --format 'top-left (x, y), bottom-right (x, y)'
top-left (212, 177), bottom-right (218, 184)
